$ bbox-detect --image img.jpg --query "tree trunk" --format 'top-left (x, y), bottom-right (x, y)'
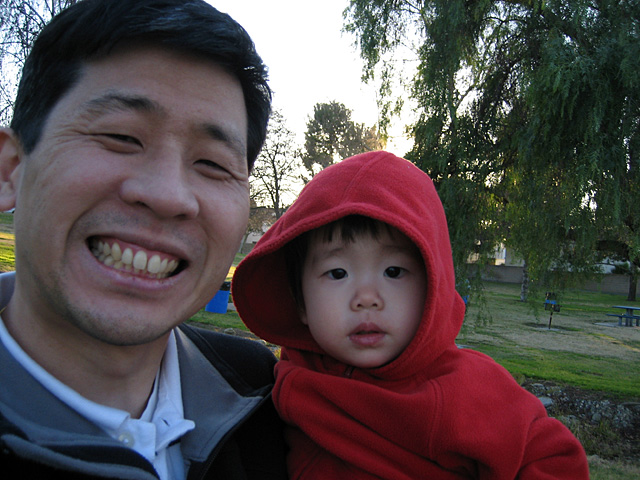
top-left (628, 268), bottom-right (638, 302)
top-left (520, 262), bottom-right (529, 302)
top-left (238, 233), bottom-right (249, 254)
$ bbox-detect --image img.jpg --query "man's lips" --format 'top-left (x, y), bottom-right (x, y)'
top-left (349, 323), bottom-right (386, 347)
top-left (89, 237), bottom-right (183, 279)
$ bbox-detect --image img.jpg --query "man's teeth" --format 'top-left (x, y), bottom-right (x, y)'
top-left (92, 240), bottom-right (179, 278)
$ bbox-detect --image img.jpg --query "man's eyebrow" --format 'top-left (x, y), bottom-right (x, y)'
top-left (84, 92), bottom-right (160, 115)
top-left (200, 123), bottom-right (247, 159)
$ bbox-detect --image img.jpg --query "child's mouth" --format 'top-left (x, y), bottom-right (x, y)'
top-left (349, 324), bottom-right (385, 346)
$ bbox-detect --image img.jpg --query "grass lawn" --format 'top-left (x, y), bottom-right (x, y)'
top-left (459, 282), bottom-right (640, 398)
top-left (0, 232), bottom-right (15, 272)
top-left (0, 212), bottom-right (14, 225)
top-left (190, 309), bottom-right (247, 330)
top-left (0, 213), bottom-right (15, 272)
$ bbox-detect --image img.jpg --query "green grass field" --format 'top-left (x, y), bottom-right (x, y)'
top-left (0, 212), bottom-right (15, 272)
top-left (0, 232), bottom-right (15, 272)
top-left (458, 282), bottom-right (640, 398)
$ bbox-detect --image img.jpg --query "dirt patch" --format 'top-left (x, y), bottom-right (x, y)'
top-left (499, 322), bottom-right (640, 361)
top-left (461, 306), bottom-right (640, 361)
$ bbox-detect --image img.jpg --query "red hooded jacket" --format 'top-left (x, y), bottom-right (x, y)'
top-left (233, 151), bottom-right (588, 479)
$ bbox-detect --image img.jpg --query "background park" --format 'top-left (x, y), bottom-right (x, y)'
top-left (2, 0), bottom-right (640, 478)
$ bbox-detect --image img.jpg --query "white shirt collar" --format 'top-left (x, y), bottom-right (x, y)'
top-left (0, 316), bottom-right (195, 479)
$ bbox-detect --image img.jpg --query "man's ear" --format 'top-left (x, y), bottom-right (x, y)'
top-left (0, 128), bottom-right (23, 212)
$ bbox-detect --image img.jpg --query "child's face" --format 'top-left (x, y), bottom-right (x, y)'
top-left (300, 226), bottom-right (427, 369)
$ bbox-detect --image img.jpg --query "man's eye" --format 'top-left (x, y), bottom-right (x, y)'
top-left (326, 268), bottom-right (347, 280)
top-left (385, 266), bottom-right (404, 278)
top-left (197, 159), bottom-right (225, 170)
top-left (195, 159), bottom-right (231, 176)
top-left (97, 133), bottom-right (143, 153)
top-left (104, 134), bottom-right (142, 146)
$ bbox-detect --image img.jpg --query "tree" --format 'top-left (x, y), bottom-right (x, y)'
top-left (1, 1), bottom-right (79, 125)
top-left (345, 0), bottom-right (640, 299)
top-left (302, 101), bottom-right (383, 179)
top-left (239, 198), bottom-right (275, 254)
top-left (250, 109), bottom-right (302, 219)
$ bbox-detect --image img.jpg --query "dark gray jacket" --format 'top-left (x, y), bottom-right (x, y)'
top-left (0, 273), bottom-right (287, 480)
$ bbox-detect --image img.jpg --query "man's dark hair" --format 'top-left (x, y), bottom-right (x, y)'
top-left (10, 0), bottom-right (271, 169)
top-left (285, 215), bottom-right (395, 312)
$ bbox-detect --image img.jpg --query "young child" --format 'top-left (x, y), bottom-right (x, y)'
top-left (233, 151), bottom-right (589, 479)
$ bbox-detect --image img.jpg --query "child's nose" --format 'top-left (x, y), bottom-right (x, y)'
top-left (351, 285), bottom-right (384, 311)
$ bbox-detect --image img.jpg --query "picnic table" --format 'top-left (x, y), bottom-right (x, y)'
top-left (606, 305), bottom-right (640, 327)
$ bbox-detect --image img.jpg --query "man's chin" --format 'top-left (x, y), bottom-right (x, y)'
top-left (80, 319), bottom-right (176, 347)
top-left (60, 301), bottom-right (184, 347)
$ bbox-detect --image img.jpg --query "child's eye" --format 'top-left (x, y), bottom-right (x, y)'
top-left (326, 268), bottom-right (347, 280)
top-left (385, 266), bottom-right (405, 278)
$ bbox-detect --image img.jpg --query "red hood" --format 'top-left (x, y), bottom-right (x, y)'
top-left (233, 151), bottom-right (465, 379)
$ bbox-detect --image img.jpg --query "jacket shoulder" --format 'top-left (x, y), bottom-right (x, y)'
top-left (178, 323), bottom-right (276, 394)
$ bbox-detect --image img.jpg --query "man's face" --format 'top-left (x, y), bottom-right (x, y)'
top-left (11, 44), bottom-right (250, 346)
top-left (300, 226), bottom-right (427, 368)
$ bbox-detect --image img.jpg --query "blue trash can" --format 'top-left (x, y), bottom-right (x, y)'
top-left (205, 281), bottom-right (231, 313)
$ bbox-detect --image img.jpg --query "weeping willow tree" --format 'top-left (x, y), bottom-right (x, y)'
top-left (345, 0), bottom-right (640, 300)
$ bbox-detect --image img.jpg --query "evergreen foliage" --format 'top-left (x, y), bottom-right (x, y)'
top-left (302, 101), bottom-right (383, 179)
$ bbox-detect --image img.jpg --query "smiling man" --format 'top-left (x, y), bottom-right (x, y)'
top-left (0, 1), bottom-right (286, 479)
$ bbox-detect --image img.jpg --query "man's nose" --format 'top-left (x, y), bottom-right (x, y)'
top-left (119, 151), bottom-right (199, 218)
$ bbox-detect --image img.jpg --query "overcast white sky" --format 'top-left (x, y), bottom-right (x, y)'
top-left (210, 0), bottom-right (412, 155)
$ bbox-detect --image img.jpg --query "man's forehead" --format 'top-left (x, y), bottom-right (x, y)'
top-left (64, 47), bottom-right (248, 159)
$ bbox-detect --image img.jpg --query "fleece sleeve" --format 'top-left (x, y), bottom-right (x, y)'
top-left (514, 415), bottom-right (589, 479)
top-left (430, 351), bottom-right (589, 479)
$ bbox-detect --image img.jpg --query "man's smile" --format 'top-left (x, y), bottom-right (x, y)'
top-left (89, 237), bottom-right (184, 279)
